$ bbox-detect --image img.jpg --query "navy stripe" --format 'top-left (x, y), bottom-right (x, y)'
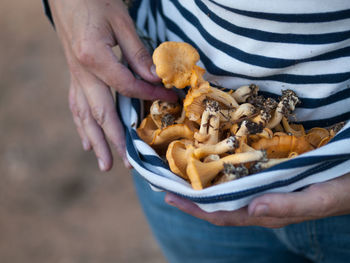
top-left (176, 0), bottom-right (350, 45)
top-left (140, 154), bottom-right (169, 169)
top-left (161, 13), bottom-right (350, 84)
top-left (146, 159), bottom-right (347, 203)
top-left (129, 0), bottom-right (143, 21)
top-left (292, 88), bottom-right (350, 109)
top-left (264, 154), bottom-right (350, 172)
top-left (208, 0), bottom-right (350, 23)
top-left (300, 112), bottom-right (350, 129)
top-left (328, 125), bottom-right (350, 142)
top-left (169, 1), bottom-right (350, 68)
top-left (222, 88), bottom-right (350, 110)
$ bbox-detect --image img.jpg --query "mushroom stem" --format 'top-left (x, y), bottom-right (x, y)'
top-left (236, 120), bottom-right (264, 137)
top-left (193, 136), bottom-right (239, 159)
top-left (232, 84), bottom-right (259, 103)
top-left (207, 86), bottom-right (239, 108)
top-left (219, 103), bottom-right (256, 123)
top-left (194, 100), bottom-right (220, 144)
top-left (250, 158), bottom-right (290, 173)
top-left (213, 163), bottom-right (249, 185)
top-left (267, 90), bottom-right (299, 129)
top-left (186, 150), bottom-right (265, 190)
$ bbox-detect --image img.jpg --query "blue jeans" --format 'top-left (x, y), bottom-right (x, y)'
top-left (132, 171), bottom-right (350, 263)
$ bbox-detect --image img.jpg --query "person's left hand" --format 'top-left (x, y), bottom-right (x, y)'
top-left (165, 173), bottom-right (350, 228)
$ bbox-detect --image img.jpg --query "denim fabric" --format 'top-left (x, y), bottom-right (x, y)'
top-left (132, 170), bottom-right (350, 263)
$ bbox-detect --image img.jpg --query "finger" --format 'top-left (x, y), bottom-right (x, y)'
top-left (165, 192), bottom-right (251, 226)
top-left (74, 40), bottom-right (177, 102)
top-left (69, 78), bottom-right (92, 151)
top-left (107, 4), bottom-right (159, 82)
top-left (165, 192), bottom-right (312, 228)
top-left (248, 182), bottom-right (338, 218)
top-left (74, 82), bottom-right (113, 171)
top-left (82, 77), bottom-right (132, 169)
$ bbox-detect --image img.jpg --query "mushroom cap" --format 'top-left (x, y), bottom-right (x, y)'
top-left (151, 123), bottom-right (194, 152)
top-left (305, 127), bottom-right (329, 148)
top-left (166, 140), bottom-right (193, 179)
top-left (136, 114), bottom-right (158, 144)
top-left (152, 41), bottom-right (200, 89)
top-left (251, 134), bottom-right (314, 158)
top-left (150, 100), bottom-right (182, 129)
top-left (183, 82), bottom-right (211, 122)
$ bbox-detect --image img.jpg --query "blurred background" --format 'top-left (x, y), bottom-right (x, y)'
top-left (0, 1), bottom-right (165, 262)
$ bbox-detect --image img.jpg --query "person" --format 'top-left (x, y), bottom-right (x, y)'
top-left (44, 0), bottom-right (350, 262)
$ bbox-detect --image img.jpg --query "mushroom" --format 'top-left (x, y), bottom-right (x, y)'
top-left (150, 100), bottom-right (182, 129)
top-left (281, 117), bottom-right (305, 137)
top-left (183, 82), bottom-right (211, 123)
top-left (186, 150), bottom-right (266, 190)
top-left (267, 90), bottom-right (299, 129)
top-left (249, 127), bottom-right (274, 144)
top-left (249, 157), bottom-right (291, 174)
top-left (236, 120), bottom-right (264, 137)
top-left (206, 85), bottom-right (239, 108)
top-left (203, 154), bottom-right (221, 163)
top-left (305, 127), bottom-right (330, 148)
top-left (166, 141), bottom-right (194, 179)
top-left (152, 41), bottom-right (201, 89)
top-left (183, 82), bottom-right (240, 123)
top-left (231, 84), bottom-right (259, 103)
top-left (213, 163), bottom-right (249, 185)
top-left (250, 97), bottom-right (278, 126)
top-left (194, 100), bottom-right (220, 144)
top-left (193, 136), bottom-right (239, 159)
top-left (136, 114), bottom-right (158, 144)
top-left (251, 134), bottom-right (314, 158)
top-left (219, 103), bottom-right (256, 123)
top-left (152, 124), bottom-right (194, 146)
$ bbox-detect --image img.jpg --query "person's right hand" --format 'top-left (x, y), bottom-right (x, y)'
top-left (48, 0), bottom-right (177, 171)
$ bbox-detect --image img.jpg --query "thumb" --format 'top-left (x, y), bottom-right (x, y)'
top-left (248, 183), bottom-right (335, 218)
top-left (110, 13), bottom-right (159, 83)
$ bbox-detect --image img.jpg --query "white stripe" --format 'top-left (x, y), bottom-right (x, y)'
top-left (204, 0), bottom-right (350, 34)
top-left (135, 0), bottom-right (149, 36)
top-left (163, 1), bottom-right (350, 77)
top-left (197, 159), bottom-right (350, 212)
top-left (213, 0), bottom-right (350, 14)
top-left (204, 73), bottom-right (350, 99)
top-left (147, 6), bottom-right (157, 48)
top-left (295, 101), bottom-right (350, 121)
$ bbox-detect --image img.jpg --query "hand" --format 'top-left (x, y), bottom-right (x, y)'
top-left (49, 0), bottom-right (177, 171)
top-left (165, 173), bottom-right (350, 228)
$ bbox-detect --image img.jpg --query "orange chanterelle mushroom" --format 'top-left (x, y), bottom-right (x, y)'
top-left (137, 41), bottom-right (345, 190)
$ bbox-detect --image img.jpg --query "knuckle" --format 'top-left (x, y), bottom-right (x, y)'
top-left (91, 106), bottom-right (108, 127)
top-left (73, 40), bottom-right (96, 66)
top-left (134, 47), bottom-right (151, 65)
top-left (115, 81), bottom-right (134, 97)
top-left (76, 107), bottom-right (91, 124)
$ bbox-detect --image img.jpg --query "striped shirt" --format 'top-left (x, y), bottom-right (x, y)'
top-left (43, 0), bottom-right (350, 210)
top-left (130, 0), bottom-right (350, 129)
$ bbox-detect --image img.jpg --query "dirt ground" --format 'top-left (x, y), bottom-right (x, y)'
top-left (0, 1), bottom-right (165, 262)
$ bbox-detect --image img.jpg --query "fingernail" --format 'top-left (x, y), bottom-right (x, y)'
top-left (98, 158), bottom-right (106, 171)
top-left (253, 204), bottom-right (269, 217)
top-left (82, 140), bottom-right (90, 151)
top-left (165, 193), bottom-right (178, 206)
top-left (150, 64), bottom-right (159, 78)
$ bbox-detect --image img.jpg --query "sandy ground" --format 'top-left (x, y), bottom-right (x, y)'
top-left (0, 1), bottom-right (165, 262)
